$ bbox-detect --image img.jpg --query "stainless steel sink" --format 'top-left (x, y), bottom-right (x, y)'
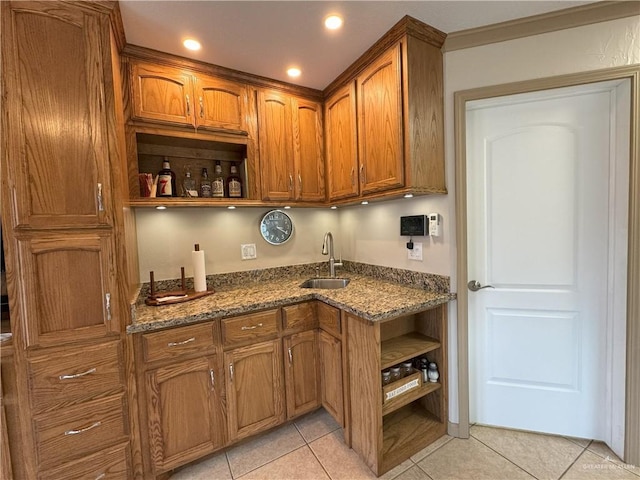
top-left (300, 278), bottom-right (350, 289)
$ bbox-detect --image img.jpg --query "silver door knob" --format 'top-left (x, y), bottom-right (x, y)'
top-left (468, 280), bottom-right (495, 291)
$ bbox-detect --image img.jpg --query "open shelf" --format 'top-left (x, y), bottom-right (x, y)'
top-left (381, 403), bottom-right (446, 474)
top-left (380, 332), bottom-right (440, 370)
top-left (382, 381), bottom-right (441, 417)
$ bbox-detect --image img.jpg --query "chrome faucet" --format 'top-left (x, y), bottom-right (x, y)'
top-left (322, 232), bottom-right (343, 278)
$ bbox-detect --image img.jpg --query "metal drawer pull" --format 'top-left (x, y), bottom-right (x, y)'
top-left (209, 369), bottom-right (215, 389)
top-left (288, 347), bottom-right (293, 365)
top-left (59, 367), bottom-right (97, 380)
top-left (241, 323), bottom-right (263, 331)
top-left (64, 421), bottom-right (101, 436)
top-left (229, 363), bottom-right (234, 382)
top-left (167, 337), bottom-right (196, 347)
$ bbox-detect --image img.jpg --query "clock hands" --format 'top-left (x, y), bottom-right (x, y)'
top-left (276, 226), bottom-right (290, 234)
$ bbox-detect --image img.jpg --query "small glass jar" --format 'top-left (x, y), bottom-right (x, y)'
top-left (382, 370), bottom-right (391, 386)
top-left (390, 366), bottom-right (402, 382)
top-left (401, 361), bottom-right (413, 378)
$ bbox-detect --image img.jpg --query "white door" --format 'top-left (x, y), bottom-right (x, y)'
top-left (466, 80), bottom-right (629, 449)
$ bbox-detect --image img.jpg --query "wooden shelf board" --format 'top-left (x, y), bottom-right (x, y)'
top-left (382, 381), bottom-right (441, 417)
top-left (380, 332), bottom-right (440, 370)
top-left (381, 404), bottom-right (446, 475)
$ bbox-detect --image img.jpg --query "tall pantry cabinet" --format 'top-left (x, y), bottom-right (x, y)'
top-left (1, 1), bottom-right (136, 478)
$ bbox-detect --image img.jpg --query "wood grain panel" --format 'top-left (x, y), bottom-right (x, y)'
top-left (282, 302), bottom-right (316, 333)
top-left (318, 330), bottom-right (344, 426)
top-left (39, 442), bottom-right (131, 480)
top-left (293, 98), bottom-right (325, 201)
top-left (28, 340), bottom-right (123, 412)
top-left (325, 83), bottom-right (359, 200)
top-left (318, 301), bottom-right (341, 338)
top-left (380, 332), bottom-right (440, 370)
top-left (284, 330), bottom-right (320, 419)
top-left (142, 321), bottom-right (216, 363)
top-left (196, 74), bottom-right (247, 133)
top-left (222, 309), bottom-right (279, 348)
top-left (33, 394), bottom-right (128, 470)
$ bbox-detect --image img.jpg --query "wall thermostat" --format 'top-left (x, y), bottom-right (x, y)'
top-left (429, 213), bottom-right (441, 237)
top-left (400, 215), bottom-right (426, 236)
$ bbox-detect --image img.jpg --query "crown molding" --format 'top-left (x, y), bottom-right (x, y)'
top-left (443, 1), bottom-right (640, 52)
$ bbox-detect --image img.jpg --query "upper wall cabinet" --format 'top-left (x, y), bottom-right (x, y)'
top-left (131, 61), bottom-right (248, 134)
top-left (258, 90), bottom-right (324, 202)
top-left (324, 19), bottom-right (447, 202)
top-left (2, 2), bottom-right (115, 228)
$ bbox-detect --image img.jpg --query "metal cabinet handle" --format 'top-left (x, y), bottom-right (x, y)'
top-left (199, 96), bottom-right (204, 117)
top-left (298, 174), bottom-right (302, 192)
top-left (209, 369), bottom-right (215, 389)
top-left (289, 173), bottom-right (293, 191)
top-left (468, 280), bottom-right (495, 292)
top-left (105, 293), bottom-right (111, 321)
top-left (241, 323), bottom-right (263, 331)
top-left (65, 421), bottom-right (101, 436)
top-left (288, 347), bottom-right (293, 365)
top-left (97, 183), bottom-right (104, 212)
top-left (360, 164), bottom-right (365, 184)
top-left (350, 168), bottom-right (355, 186)
top-left (186, 94), bottom-right (191, 116)
top-left (167, 337), bottom-right (195, 347)
top-left (229, 363), bottom-right (234, 382)
top-left (59, 367), bottom-right (96, 380)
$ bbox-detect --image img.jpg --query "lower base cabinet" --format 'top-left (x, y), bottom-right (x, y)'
top-left (284, 330), bottom-right (320, 419)
top-left (145, 355), bottom-right (225, 472)
top-left (318, 329), bottom-right (344, 426)
top-left (224, 339), bottom-right (285, 442)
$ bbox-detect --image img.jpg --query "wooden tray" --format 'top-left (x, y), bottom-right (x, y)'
top-left (145, 289), bottom-right (215, 306)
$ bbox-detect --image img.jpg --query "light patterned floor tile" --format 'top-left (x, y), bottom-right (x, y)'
top-left (562, 451), bottom-right (640, 479)
top-left (588, 442), bottom-right (640, 475)
top-left (170, 451), bottom-right (232, 480)
top-left (564, 436), bottom-right (591, 448)
top-left (236, 445), bottom-right (330, 480)
top-left (470, 424), bottom-right (584, 479)
top-left (294, 408), bottom-right (341, 443)
top-left (226, 423), bottom-right (306, 478)
top-left (392, 465), bottom-right (433, 480)
top-left (410, 435), bottom-right (454, 463)
top-left (417, 437), bottom-right (534, 480)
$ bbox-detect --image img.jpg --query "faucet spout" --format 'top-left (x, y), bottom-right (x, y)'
top-left (322, 232), bottom-right (342, 278)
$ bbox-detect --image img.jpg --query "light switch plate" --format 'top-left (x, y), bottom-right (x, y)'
top-left (407, 242), bottom-right (423, 261)
top-left (241, 244), bottom-right (257, 260)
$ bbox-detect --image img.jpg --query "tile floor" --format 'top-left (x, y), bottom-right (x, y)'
top-left (170, 408), bottom-right (640, 480)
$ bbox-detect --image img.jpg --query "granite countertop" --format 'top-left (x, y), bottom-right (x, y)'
top-left (128, 271), bottom-right (456, 334)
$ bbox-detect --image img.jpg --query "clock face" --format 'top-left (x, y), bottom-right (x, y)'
top-left (260, 210), bottom-right (293, 245)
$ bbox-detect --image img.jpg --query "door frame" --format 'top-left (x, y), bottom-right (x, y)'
top-left (454, 65), bottom-right (640, 464)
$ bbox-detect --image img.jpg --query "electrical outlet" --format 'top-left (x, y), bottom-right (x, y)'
top-left (241, 244), bottom-right (257, 260)
top-left (407, 242), bottom-right (423, 261)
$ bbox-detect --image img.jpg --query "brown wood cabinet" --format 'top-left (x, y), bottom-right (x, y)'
top-left (224, 339), bottom-right (285, 442)
top-left (318, 330), bottom-right (344, 426)
top-left (325, 83), bottom-right (359, 201)
top-left (131, 60), bottom-right (248, 134)
top-left (347, 305), bottom-right (448, 475)
top-left (145, 355), bottom-right (225, 472)
top-left (258, 90), bottom-right (324, 202)
top-left (284, 330), bottom-right (320, 419)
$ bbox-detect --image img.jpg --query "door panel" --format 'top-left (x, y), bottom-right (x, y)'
top-left (195, 75), bottom-right (247, 132)
top-left (466, 82), bottom-right (621, 440)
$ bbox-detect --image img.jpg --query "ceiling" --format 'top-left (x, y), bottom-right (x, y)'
top-left (119, 1), bottom-right (594, 90)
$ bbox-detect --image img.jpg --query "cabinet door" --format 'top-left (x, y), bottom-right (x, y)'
top-left (257, 90), bottom-right (295, 201)
top-left (131, 61), bottom-right (194, 127)
top-left (293, 98), bottom-right (325, 202)
top-left (2, 2), bottom-right (114, 228)
top-left (357, 43), bottom-right (404, 194)
top-left (318, 330), bottom-right (344, 426)
top-left (146, 355), bottom-right (224, 473)
top-left (325, 83), bottom-right (359, 200)
top-left (195, 74), bottom-right (248, 133)
top-left (284, 330), bottom-right (320, 419)
top-left (225, 340), bottom-right (285, 442)
top-left (17, 233), bottom-right (120, 348)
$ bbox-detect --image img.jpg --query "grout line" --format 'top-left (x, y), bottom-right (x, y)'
top-left (413, 463), bottom-right (436, 480)
top-left (469, 433), bottom-right (540, 479)
top-left (410, 435), bottom-right (455, 464)
top-left (306, 435), bottom-right (337, 480)
top-left (558, 442), bottom-right (590, 480)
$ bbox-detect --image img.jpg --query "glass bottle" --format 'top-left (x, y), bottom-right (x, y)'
top-left (212, 161), bottom-right (225, 198)
top-left (390, 366), bottom-right (401, 382)
top-left (401, 361), bottom-right (413, 378)
top-left (157, 157), bottom-right (176, 197)
top-left (227, 162), bottom-right (243, 198)
top-left (182, 166), bottom-right (197, 197)
top-left (200, 168), bottom-right (212, 198)
top-left (382, 370), bottom-right (391, 386)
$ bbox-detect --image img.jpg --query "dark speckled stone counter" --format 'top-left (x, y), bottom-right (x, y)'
top-left (127, 265), bottom-right (456, 334)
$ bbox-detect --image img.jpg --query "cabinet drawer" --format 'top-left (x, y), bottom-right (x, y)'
top-left (39, 442), bottom-right (131, 480)
top-left (282, 302), bottom-right (317, 332)
top-left (318, 302), bottom-right (341, 337)
top-left (34, 394), bottom-right (128, 470)
top-left (28, 341), bottom-right (123, 412)
top-left (142, 321), bottom-right (216, 363)
top-left (222, 310), bottom-right (279, 347)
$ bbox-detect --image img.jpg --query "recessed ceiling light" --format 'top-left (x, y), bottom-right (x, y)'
top-left (287, 67), bottom-right (301, 78)
top-left (324, 15), bottom-right (343, 30)
top-left (183, 39), bottom-right (201, 51)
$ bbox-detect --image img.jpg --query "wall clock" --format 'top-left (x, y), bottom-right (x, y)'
top-left (260, 210), bottom-right (293, 245)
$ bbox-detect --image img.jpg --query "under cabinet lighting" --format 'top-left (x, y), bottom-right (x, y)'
top-left (155, 205), bottom-right (167, 210)
top-left (330, 206), bottom-right (337, 210)
top-left (183, 38), bottom-right (201, 51)
top-left (404, 193), bottom-right (414, 198)
top-left (361, 201), bottom-right (369, 205)
top-left (227, 205), bottom-right (236, 210)
top-left (284, 205), bottom-right (291, 209)
top-left (324, 15), bottom-right (343, 30)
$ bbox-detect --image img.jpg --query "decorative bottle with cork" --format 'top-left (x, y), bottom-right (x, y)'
top-left (200, 168), bottom-right (212, 198)
top-left (157, 157), bottom-right (177, 197)
top-left (212, 161), bottom-right (225, 198)
top-left (227, 162), bottom-right (242, 198)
